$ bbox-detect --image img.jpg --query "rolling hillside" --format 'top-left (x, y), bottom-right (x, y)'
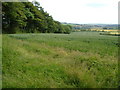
top-left (2, 32), bottom-right (118, 88)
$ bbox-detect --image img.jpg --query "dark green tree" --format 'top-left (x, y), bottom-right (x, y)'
top-left (2, 1), bottom-right (72, 34)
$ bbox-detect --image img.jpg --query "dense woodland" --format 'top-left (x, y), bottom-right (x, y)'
top-left (2, 1), bottom-right (72, 34)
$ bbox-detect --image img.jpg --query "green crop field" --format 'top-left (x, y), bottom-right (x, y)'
top-left (2, 32), bottom-right (119, 88)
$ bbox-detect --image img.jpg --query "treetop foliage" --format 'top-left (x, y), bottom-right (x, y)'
top-left (2, 1), bottom-right (72, 34)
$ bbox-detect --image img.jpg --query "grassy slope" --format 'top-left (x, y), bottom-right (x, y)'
top-left (2, 32), bottom-right (118, 88)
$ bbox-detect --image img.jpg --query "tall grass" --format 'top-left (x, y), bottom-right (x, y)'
top-left (2, 32), bottom-right (118, 88)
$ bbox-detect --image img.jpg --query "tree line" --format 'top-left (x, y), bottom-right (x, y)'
top-left (2, 1), bottom-right (72, 34)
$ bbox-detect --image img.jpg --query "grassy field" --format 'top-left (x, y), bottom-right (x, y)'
top-left (2, 32), bottom-right (118, 88)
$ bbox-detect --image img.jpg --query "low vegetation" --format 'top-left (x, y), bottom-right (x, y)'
top-left (2, 32), bottom-right (118, 88)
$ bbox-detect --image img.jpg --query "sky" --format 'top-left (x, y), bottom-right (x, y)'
top-left (29, 0), bottom-right (119, 24)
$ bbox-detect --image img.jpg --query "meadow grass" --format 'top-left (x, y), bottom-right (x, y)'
top-left (2, 32), bottom-right (118, 88)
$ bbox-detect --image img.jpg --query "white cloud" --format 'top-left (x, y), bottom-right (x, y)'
top-left (29, 0), bottom-right (119, 24)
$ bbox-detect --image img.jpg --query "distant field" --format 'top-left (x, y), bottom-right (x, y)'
top-left (74, 29), bottom-right (119, 32)
top-left (74, 29), bottom-right (120, 36)
top-left (2, 32), bottom-right (118, 88)
top-left (100, 31), bottom-right (120, 36)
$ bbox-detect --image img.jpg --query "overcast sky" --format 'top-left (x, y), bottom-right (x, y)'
top-left (29, 0), bottom-right (119, 24)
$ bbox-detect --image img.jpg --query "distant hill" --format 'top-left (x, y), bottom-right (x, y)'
top-left (61, 22), bottom-right (118, 30)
